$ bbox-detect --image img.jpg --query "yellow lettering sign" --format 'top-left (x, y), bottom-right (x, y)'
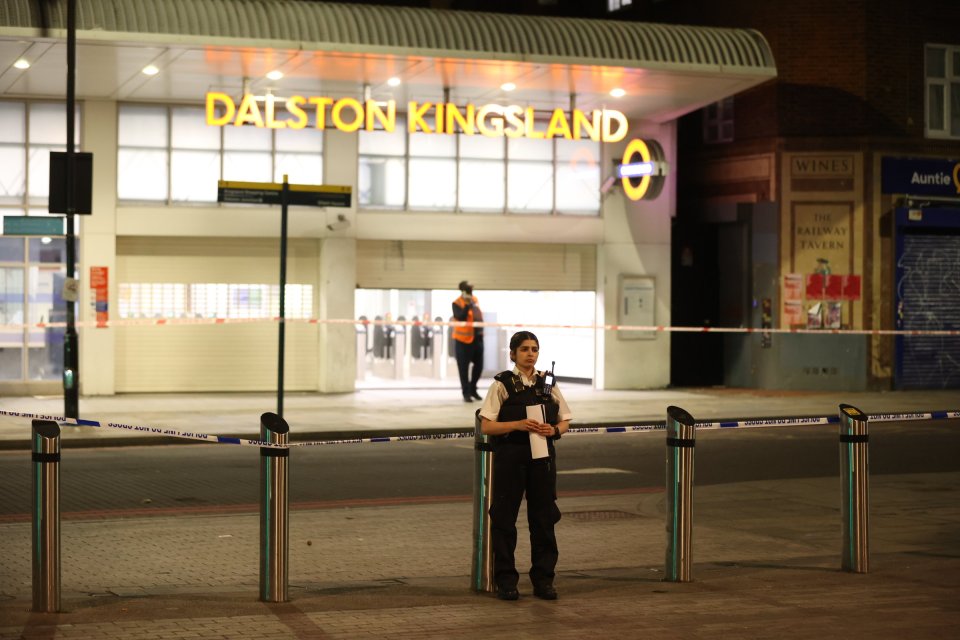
top-left (235, 93), bottom-right (264, 127)
top-left (332, 98), bottom-right (363, 132)
top-left (205, 93), bottom-right (629, 142)
top-left (206, 92), bottom-right (236, 127)
top-left (408, 101), bottom-right (434, 134)
top-left (285, 96), bottom-right (308, 129)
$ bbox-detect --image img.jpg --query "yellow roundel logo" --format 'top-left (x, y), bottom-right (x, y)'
top-left (620, 138), bottom-right (667, 200)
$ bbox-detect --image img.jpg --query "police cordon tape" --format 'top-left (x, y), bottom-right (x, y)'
top-left (1, 315), bottom-right (959, 337)
top-left (2, 408), bottom-right (958, 448)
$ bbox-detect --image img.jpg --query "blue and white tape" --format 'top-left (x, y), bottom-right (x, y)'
top-left (2, 408), bottom-right (957, 449)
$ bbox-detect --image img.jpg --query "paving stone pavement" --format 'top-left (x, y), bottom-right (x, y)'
top-left (1, 473), bottom-right (957, 639)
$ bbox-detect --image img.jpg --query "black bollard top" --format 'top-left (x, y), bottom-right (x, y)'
top-left (260, 412), bottom-right (290, 435)
top-left (839, 404), bottom-right (866, 421)
top-left (31, 419), bottom-right (61, 439)
top-left (667, 405), bottom-right (695, 427)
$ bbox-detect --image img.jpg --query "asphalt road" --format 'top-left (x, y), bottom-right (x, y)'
top-left (0, 420), bottom-right (957, 520)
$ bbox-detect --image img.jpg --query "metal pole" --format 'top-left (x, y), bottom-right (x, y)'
top-left (839, 403), bottom-right (869, 573)
top-left (470, 409), bottom-right (495, 592)
top-left (664, 405), bottom-right (695, 582)
top-left (63, 0), bottom-right (79, 420)
top-left (32, 419), bottom-right (61, 612)
top-left (259, 412), bottom-right (289, 602)
top-left (277, 176), bottom-right (289, 419)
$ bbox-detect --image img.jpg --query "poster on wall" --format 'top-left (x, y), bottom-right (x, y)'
top-left (784, 300), bottom-right (804, 327)
top-left (783, 273), bottom-right (803, 300)
top-left (90, 266), bottom-right (109, 328)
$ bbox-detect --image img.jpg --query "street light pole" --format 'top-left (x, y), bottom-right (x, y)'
top-left (63, 0), bottom-right (79, 419)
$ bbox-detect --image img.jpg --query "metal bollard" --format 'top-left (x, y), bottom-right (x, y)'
top-left (470, 409), bottom-right (495, 592)
top-left (259, 412), bottom-right (290, 602)
top-left (32, 419), bottom-right (61, 613)
top-left (664, 405), bottom-right (696, 582)
top-left (839, 403), bottom-right (869, 573)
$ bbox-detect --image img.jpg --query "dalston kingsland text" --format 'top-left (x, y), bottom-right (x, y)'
top-left (206, 93), bottom-right (629, 142)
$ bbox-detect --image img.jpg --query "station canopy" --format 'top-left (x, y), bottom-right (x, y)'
top-left (0, 0), bottom-right (776, 122)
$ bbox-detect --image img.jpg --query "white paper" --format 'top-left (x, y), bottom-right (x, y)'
top-left (526, 404), bottom-right (549, 459)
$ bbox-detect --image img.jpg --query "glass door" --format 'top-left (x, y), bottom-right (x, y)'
top-left (0, 236), bottom-right (70, 384)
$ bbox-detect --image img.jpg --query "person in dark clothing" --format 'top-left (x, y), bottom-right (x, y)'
top-left (452, 280), bottom-right (484, 402)
top-left (478, 331), bottom-right (572, 601)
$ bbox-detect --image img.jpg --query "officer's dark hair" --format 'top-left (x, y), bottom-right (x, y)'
top-left (508, 331), bottom-right (539, 362)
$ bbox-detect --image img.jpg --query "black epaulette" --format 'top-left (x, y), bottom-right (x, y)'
top-left (494, 370), bottom-right (526, 395)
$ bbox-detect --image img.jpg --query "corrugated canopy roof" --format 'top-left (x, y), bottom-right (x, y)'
top-left (0, 0), bottom-right (776, 122)
top-left (2, 0), bottom-right (774, 71)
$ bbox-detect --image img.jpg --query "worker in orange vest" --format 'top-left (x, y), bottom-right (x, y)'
top-left (452, 280), bottom-right (484, 402)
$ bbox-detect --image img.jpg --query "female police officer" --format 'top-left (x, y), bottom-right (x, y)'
top-left (478, 331), bottom-right (571, 601)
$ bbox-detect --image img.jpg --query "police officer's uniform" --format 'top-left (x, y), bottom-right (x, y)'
top-left (479, 367), bottom-right (573, 593)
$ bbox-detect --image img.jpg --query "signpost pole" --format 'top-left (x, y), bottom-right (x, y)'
top-left (215, 178), bottom-right (351, 420)
top-left (277, 176), bottom-right (289, 419)
top-left (63, 0), bottom-right (79, 420)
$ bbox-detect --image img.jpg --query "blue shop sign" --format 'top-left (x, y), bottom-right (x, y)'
top-left (881, 157), bottom-right (960, 196)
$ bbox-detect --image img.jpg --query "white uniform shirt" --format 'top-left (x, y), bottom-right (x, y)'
top-left (479, 366), bottom-right (573, 423)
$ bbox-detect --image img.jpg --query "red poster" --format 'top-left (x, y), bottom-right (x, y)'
top-left (841, 275), bottom-right (862, 301)
top-left (805, 273), bottom-right (825, 300)
top-left (825, 274), bottom-right (843, 300)
top-left (90, 266), bottom-right (109, 327)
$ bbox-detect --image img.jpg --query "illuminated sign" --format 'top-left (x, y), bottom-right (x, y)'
top-left (205, 92), bottom-right (629, 142)
top-left (881, 157), bottom-right (960, 196)
top-left (619, 138), bottom-right (667, 201)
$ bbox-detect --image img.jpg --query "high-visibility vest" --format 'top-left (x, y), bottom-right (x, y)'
top-left (452, 296), bottom-right (480, 344)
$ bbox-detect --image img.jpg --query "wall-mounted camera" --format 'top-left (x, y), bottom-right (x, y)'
top-left (326, 213), bottom-right (350, 231)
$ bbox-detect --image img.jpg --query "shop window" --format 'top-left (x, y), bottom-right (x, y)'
top-left (458, 135), bottom-right (505, 212)
top-left (555, 139), bottom-right (601, 214)
top-left (357, 112), bottom-right (600, 216)
top-left (409, 130), bottom-right (457, 209)
top-left (359, 115), bottom-right (406, 208)
top-left (117, 104), bottom-right (323, 205)
top-left (0, 236), bottom-right (74, 382)
top-left (0, 100), bottom-right (79, 226)
top-left (925, 44), bottom-right (960, 139)
top-left (507, 137), bottom-right (554, 214)
top-left (118, 282), bottom-right (314, 320)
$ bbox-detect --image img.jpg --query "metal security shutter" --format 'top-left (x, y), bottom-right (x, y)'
top-left (115, 237), bottom-right (319, 393)
top-left (356, 240), bottom-right (596, 291)
top-left (895, 230), bottom-right (960, 389)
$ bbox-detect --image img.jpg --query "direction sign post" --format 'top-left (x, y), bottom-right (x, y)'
top-left (217, 178), bottom-right (351, 419)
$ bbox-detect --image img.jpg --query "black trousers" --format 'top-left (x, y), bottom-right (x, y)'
top-left (489, 440), bottom-right (561, 590)
top-left (454, 338), bottom-right (483, 397)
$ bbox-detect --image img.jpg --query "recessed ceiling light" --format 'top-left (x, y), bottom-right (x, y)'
top-left (500, 82), bottom-right (517, 92)
top-left (13, 58), bottom-right (30, 70)
top-left (266, 70), bottom-right (284, 81)
top-left (387, 76), bottom-right (401, 87)
top-left (142, 65), bottom-right (160, 76)
top-left (610, 87), bottom-right (626, 98)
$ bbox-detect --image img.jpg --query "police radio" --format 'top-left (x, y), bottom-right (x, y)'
top-left (541, 361), bottom-right (556, 396)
